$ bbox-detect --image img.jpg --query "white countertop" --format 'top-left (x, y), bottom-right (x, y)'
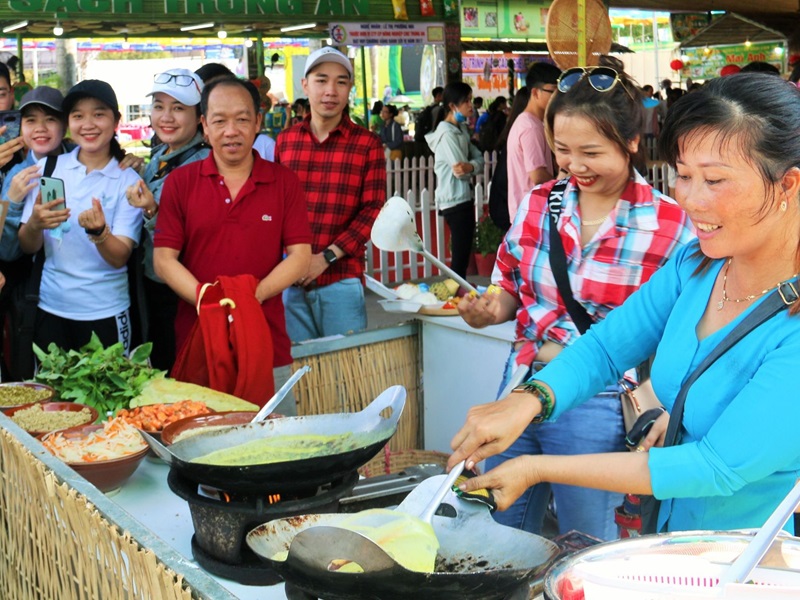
top-left (113, 457), bottom-right (288, 600)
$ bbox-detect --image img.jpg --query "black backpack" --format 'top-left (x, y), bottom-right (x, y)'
top-left (488, 148), bottom-right (511, 233)
top-left (414, 104), bottom-right (436, 143)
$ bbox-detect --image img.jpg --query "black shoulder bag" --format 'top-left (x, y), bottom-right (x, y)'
top-left (638, 280), bottom-right (799, 534)
top-left (6, 155), bottom-right (58, 380)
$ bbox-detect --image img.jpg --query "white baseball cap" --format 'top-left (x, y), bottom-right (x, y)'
top-left (148, 68), bottom-right (204, 106)
top-left (303, 47), bottom-right (353, 79)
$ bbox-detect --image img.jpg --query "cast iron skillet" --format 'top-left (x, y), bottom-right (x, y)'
top-left (155, 386), bottom-right (405, 493)
top-left (246, 476), bottom-right (560, 600)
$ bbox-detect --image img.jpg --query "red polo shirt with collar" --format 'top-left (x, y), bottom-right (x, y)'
top-left (154, 151), bottom-right (311, 367)
top-left (275, 114), bottom-right (386, 287)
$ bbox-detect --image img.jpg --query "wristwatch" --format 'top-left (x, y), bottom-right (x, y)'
top-left (323, 248), bottom-right (338, 265)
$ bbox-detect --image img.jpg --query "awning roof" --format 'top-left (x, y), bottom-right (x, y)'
top-left (609, 0), bottom-right (799, 12)
top-left (679, 13), bottom-right (787, 49)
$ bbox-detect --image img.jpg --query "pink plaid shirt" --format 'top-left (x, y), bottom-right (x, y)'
top-left (493, 172), bottom-right (694, 369)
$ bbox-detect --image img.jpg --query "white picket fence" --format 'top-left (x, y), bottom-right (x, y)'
top-left (366, 154), bottom-right (672, 285)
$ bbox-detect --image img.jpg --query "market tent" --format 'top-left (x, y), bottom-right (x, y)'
top-left (678, 13), bottom-right (787, 49)
top-left (610, 0), bottom-right (798, 11)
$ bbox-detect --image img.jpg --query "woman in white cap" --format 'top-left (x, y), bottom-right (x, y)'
top-left (18, 79), bottom-right (143, 354)
top-left (125, 68), bottom-right (209, 370)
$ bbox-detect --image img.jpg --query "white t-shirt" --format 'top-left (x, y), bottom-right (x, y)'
top-left (506, 112), bottom-right (553, 222)
top-left (22, 147), bottom-right (143, 321)
top-left (253, 134), bottom-right (276, 162)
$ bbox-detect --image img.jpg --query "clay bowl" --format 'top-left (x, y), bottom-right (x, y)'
top-left (40, 424), bottom-right (148, 494)
top-left (5, 401), bottom-right (99, 437)
top-left (0, 382), bottom-right (56, 414)
top-left (160, 411), bottom-right (266, 445)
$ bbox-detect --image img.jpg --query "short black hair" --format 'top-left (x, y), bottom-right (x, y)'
top-left (201, 76), bottom-right (260, 117)
top-left (195, 62), bottom-right (234, 84)
top-left (0, 63), bottom-right (11, 88)
top-left (525, 62), bottom-right (561, 90)
top-left (432, 86), bottom-right (444, 99)
top-left (740, 61), bottom-right (781, 76)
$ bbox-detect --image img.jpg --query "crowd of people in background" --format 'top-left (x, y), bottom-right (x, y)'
top-left (2, 47), bottom-right (800, 542)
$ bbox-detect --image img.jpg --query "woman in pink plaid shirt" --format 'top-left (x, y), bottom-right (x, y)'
top-left (455, 57), bottom-right (694, 540)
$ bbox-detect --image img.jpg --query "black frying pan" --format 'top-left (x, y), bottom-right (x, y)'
top-left (146, 386), bottom-right (405, 493)
top-left (246, 476), bottom-right (560, 599)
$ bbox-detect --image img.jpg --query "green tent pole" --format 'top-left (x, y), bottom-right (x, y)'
top-left (16, 34), bottom-right (22, 80)
top-left (361, 46), bottom-right (368, 125)
top-left (257, 32), bottom-right (264, 81)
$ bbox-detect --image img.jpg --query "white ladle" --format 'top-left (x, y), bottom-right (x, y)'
top-left (291, 460), bottom-right (467, 572)
top-left (717, 479), bottom-right (800, 586)
top-left (371, 196), bottom-right (478, 293)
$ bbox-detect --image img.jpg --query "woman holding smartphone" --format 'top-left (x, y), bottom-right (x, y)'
top-left (18, 80), bottom-right (143, 353)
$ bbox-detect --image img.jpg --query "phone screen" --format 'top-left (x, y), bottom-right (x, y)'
top-left (0, 110), bottom-right (21, 145)
top-left (39, 176), bottom-right (66, 210)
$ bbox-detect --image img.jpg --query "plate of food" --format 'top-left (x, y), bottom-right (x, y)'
top-left (371, 277), bottom-right (462, 317)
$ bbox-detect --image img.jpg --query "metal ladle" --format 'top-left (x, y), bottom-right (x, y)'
top-left (290, 460), bottom-right (467, 573)
top-left (371, 196), bottom-right (478, 294)
top-left (141, 366), bottom-right (311, 464)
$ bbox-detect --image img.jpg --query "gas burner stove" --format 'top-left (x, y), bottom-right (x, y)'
top-left (168, 468), bottom-right (359, 585)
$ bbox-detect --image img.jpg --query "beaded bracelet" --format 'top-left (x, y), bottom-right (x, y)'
top-left (511, 380), bottom-right (555, 423)
top-left (87, 225), bottom-right (111, 245)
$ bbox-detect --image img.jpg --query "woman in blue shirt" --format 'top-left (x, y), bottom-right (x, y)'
top-left (450, 73), bottom-right (800, 534)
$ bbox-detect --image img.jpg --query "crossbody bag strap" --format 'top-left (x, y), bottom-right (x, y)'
top-left (663, 278), bottom-right (800, 448)
top-left (25, 155), bottom-right (59, 298)
top-left (547, 178), bottom-right (594, 334)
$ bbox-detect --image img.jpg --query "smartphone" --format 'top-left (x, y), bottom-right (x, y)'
top-left (39, 176), bottom-right (66, 210)
top-left (0, 110), bottom-right (21, 145)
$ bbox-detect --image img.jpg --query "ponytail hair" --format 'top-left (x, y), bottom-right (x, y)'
top-left (109, 136), bottom-right (125, 162)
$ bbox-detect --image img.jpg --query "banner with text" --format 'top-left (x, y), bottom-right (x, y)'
top-left (682, 41), bottom-right (786, 79)
top-left (329, 22), bottom-right (445, 46)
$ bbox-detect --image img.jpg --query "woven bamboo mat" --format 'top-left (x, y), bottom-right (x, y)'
top-left (292, 334), bottom-right (421, 450)
top-left (0, 429), bottom-right (195, 600)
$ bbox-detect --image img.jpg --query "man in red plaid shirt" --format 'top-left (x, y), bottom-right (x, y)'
top-left (276, 47), bottom-right (386, 342)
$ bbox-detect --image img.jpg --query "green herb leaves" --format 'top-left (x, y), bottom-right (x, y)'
top-left (33, 333), bottom-right (167, 416)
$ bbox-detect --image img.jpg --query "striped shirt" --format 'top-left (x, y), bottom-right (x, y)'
top-left (494, 171), bottom-right (695, 369)
top-left (275, 114), bottom-right (386, 286)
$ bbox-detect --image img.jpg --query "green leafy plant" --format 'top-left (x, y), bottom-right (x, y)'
top-left (474, 213), bottom-right (505, 257)
top-left (33, 333), bottom-right (166, 416)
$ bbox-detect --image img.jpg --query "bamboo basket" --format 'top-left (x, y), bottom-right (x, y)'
top-left (358, 446), bottom-right (450, 478)
top-left (292, 334), bottom-right (421, 450)
top-left (0, 428), bottom-right (195, 600)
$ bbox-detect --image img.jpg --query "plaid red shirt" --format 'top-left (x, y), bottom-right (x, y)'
top-left (275, 114), bottom-right (386, 287)
top-left (495, 172), bottom-right (695, 370)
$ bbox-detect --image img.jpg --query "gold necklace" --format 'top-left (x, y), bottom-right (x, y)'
top-left (581, 214), bottom-right (610, 227)
top-left (718, 258), bottom-right (799, 311)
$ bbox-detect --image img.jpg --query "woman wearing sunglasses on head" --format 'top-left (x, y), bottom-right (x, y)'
top-left (453, 56), bottom-right (694, 540)
top-left (125, 69), bottom-right (209, 371)
top-left (451, 71), bottom-right (800, 536)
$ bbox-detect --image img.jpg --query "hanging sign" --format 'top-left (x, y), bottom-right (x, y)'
top-left (682, 41), bottom-right (786, 79)
top-left (329, 21), bottom-right (445, 46)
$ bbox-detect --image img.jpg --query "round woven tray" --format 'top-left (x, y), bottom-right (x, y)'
top-left (546, 0), bottom-right (612, 69)
top-left (358, 446), bottom-right (451, 478)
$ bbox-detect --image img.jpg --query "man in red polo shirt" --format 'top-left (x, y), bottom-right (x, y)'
top-left (276, 47), bottom-right (386, 342)
top-left (153, 77), bottom-right (311, 414)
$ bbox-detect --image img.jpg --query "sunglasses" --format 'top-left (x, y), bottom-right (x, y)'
top-left (557, 66), bottom-right (636, 102)
top-left (154, 73), bottom-right (198, 89)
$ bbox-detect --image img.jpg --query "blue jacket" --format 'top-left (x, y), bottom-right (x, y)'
top-left (537, 240), bottom-right (800, 533)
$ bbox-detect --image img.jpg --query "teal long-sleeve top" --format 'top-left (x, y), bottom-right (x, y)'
top-left (536, 240), bottom-right (800, 533)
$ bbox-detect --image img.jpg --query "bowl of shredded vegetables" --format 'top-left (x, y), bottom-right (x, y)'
top-left (40, 420), bottom-right (149, 493)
